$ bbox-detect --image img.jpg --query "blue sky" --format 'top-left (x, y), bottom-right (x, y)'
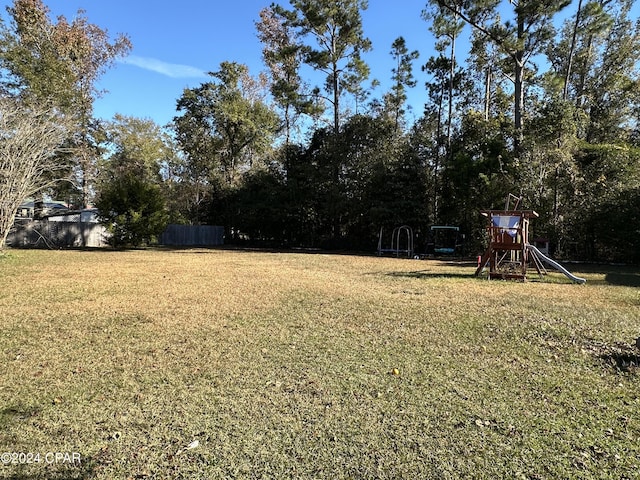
top-left (5, 1), bottom-right (625, 129)
top-left (16, 1), bottom-right (435, 128)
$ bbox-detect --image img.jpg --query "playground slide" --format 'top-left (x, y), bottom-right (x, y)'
top-left (526, 244), bottom-right (586, 284)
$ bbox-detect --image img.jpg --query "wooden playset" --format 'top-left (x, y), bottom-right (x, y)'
top-left (474, 195), bottom-right (586, 283)
top-left (474, 209), bottom-right (540, 280)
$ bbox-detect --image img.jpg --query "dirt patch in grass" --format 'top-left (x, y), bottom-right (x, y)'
top-left (585, 340), bottom-right (640, 374)
top-left (1, 249), bottom-right (639, 478)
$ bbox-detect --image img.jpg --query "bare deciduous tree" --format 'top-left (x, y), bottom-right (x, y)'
top-left (0, 98), bottom-right (71, 250)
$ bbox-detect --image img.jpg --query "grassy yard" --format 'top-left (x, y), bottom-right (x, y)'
top-left (0, 248), bottom-right (639, 479)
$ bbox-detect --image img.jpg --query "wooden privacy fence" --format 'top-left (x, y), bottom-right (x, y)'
top-left (8, 219), bottom-right (224, 248)
top-left (8, 218), bottom-right (109, 248)
top-left (159, 224), bottom-right (224, 246)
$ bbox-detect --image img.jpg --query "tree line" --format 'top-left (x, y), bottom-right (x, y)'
top-left (1, 0), bottom-right (639, 262)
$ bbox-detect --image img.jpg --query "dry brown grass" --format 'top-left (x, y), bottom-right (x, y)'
top-left (0, 248), bottom-right (639, 479)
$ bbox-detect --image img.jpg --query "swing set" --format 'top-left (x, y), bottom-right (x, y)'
top-left (426, 225), bottom-right (464, 256)
top-left (376, 224), bottom-right (463, 258)
top-left (376, 225), bottom-right (414, 258)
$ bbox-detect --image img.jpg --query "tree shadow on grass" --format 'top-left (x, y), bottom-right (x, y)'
top-left (386, 263), bottom-right (640, 286)
top-left (0, 404), bottom-right (41, 428)
top-left (572, 264), bottom-right (640, 287)
top-left (603, 272), bottom-right (640, 287)
top-left (3, 460), bottom-right (100, 480)
top-left (0, 405), bottom-right (102, 480)
top-left (385, 270), bottom-right (474, 280)
top-left (389, 270), bottom-right (640, 286)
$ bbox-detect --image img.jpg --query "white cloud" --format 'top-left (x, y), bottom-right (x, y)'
top-left (120, 55), bottom-right (207, 79)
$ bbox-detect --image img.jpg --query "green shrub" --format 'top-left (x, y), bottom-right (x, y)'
top-left (95, 174), bottom-right (169, 247)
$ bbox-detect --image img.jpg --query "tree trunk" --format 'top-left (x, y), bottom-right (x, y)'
top-left (514, 14), bottom-right (525, 153)
top-left (484, 65), bottom-right (492, 121)
top-left (447, 30), bottom-right (456, 150)
top-left (0, 209), bottom-right (17, 250)
top-left (564, 0), bottom-right (583, 101)
top-left (434, 87), bottom-right (445, 222)
top-left (331, 54), bottom-right (341, 239)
